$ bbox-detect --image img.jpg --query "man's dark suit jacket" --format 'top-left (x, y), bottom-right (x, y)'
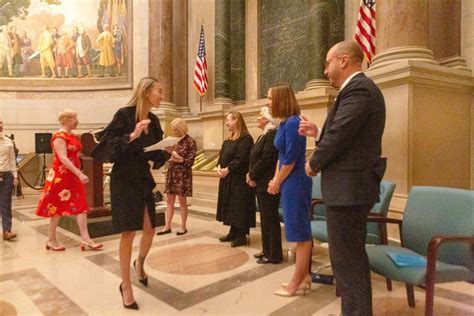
top-left (248, 128), bottom-right (278, 193)
top-left (309, 73), bottom-right (386, 206)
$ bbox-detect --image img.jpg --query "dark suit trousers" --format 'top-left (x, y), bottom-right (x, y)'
top-left (256, 191), bottom-right (283, 261)
top-left (326, 205), bottom-right (373, 316)
top-left (0, 172), bottom-right (14, 232)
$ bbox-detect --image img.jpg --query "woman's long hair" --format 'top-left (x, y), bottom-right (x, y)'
top-left (270, 84), bottom-right (300, 119)
top-left (126, 77), bottom-right (159, 122)
top-left (227, 111), bottom-right (248, 141)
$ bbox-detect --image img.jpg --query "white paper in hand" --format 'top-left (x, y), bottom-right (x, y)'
top-left (144, 136), bottom-right (181, 152)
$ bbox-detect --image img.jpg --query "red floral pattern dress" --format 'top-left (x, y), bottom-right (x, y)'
top-left (35, 131), bottom-right (89, 217)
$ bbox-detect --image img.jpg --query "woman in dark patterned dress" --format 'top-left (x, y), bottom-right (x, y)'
top-left (158, 118), bottom-right (197, 236)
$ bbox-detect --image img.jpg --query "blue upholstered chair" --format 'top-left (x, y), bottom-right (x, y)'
top-left (310, 178), bottom-right (396, 290)
top-left (366, 186), bottom-right (474, 316)
top-left (310, 179), bottom-right (396, 245)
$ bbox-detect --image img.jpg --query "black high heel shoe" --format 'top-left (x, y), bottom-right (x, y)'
top-left (119, 283), bottom-right (139, 310)
top-left (133, 260), bottom-right (148, 286)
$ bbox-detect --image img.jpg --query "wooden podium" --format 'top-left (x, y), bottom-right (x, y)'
top-left (80, 133), bottom-right (110, 217)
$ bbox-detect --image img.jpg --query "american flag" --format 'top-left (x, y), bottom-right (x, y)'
top-left (193, 25), bottom-right (208, 96)
top-left (355, 0), bottom-right (376, 63)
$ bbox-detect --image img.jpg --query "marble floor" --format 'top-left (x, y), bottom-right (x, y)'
top-left (1, 193), bottom-right (473, 315)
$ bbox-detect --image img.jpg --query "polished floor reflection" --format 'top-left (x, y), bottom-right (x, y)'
top-left (1, 194), bottom-right (473, 315)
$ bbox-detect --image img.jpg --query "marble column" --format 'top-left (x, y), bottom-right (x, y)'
top-left (371, 0), bottom-right (436, 69)
top-left (245, 0), bottom-right (259, 102)
top-left (462, 0), bottom-right (474, 70)
top-left (306, 0), bottom-right (338, 89)
top-left (429, 0), bottom-right (467, 68)
top-left (173, 0), bottom-right (190, 113)
top-left (214, 0), bottom-right (232, 105)
top-left (149, 0), bottom-right (173, 104)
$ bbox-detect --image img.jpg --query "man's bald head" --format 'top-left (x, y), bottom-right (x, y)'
top-left (331, 40), bottom-right (364, 66)
top-left (324, 40), bottom-right (365, 88)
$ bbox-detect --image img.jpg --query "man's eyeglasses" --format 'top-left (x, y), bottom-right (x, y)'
top-left (325, 56), bottom-right (342, 69)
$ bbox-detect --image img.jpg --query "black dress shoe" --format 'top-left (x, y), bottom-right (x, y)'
top-left (256, 257), bottom-right (282, 264)
top-left (253, 251), bottom-right (264, 259)
top-left (219, 234), bottom-right (234, 242)
top-left (119, 283), bottom-right (139, 310)
top-left (231, 236), bottom-right (247, 247)
top-left (157, 229), bottom-right (172, 236)
top-left (133, 260), bottom-right (148, 286)
top-left (176, 229), bottom-right (187, 236)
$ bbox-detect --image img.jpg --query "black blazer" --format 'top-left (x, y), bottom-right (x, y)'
top-left (248, 128), bottom-right (278, 193)
top-left (309, 73), bottom-right (386, 206)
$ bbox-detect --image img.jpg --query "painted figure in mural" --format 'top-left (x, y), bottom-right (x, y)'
top-left (8, 26), bottom-right (22, 77)
top-left (51, 26), bottom-right (60, 61)
top-left (37, 25), bottom-right (57, 78)
top-left (19, 31), bottom-right (34, 75)
top-left (112, 24), bottom-right (125, 76)
top-left (96, 24), bottom-right (116, 77)
top-left (70, 26), bottom-right (79, 76)
top-left (75, 27), bottom-right (92, 78)
top-left (0, 25), bottom-right (13, 77)
top-left (56, 31), bottom-right (75, 78)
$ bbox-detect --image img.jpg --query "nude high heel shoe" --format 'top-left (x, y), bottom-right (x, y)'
top-left (276, 275), bottom-right (312, 297)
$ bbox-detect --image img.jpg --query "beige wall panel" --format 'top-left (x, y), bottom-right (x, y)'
top-left (380, 85), bottom-right (409, 195)
top-left (411, 87), bottom-right (471, 189)
top-left (202, 118), bottom-right (225, 150)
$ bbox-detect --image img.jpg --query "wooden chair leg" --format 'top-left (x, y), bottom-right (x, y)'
top-left (386, 278), bottom-right (393, 291)
top-left (424, 281), bottom-right (435, 316)
top-left (406, 284), bottom-right (416, 307)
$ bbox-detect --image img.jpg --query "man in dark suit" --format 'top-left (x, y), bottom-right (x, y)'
top-left (299, 40), bottom-right (386, 316)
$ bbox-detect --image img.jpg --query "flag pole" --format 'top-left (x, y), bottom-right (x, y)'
top-left (199, 18), bottom-right (203, 113)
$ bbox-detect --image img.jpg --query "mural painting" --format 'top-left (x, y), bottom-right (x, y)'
top-left (0, 0), bottom-right (132, 91)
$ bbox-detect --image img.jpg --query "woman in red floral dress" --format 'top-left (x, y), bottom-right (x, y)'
top-left (35, 109), bottom-right (102, 251)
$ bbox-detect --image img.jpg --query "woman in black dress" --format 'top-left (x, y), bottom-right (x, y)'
top-left (246, 106), bottom-right (282, 264)
top-left (216, 111), bottom-right (255, 247)
top-left (95, 77), bottom-right (171, 310)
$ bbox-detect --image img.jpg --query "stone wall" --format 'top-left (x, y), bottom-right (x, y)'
top-left (259, 0), bottom-right (344, 97)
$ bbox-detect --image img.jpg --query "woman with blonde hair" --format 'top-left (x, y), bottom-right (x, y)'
top-left (216, 111), bottom-right (255, 247)
top-left (267, 84), bottom-right (313, 296)
top-left (93, 77), bottom-right (172, 310)
top-left (157, 118), bottom-right (197, 236)
top-left (36, 109), bottom-right (103, 252)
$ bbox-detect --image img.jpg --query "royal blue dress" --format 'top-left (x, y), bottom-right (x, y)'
top-left (274, 115), bottom-right (312, 242)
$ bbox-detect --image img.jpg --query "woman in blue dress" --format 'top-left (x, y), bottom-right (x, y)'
top-left (267, 84), bottom-right (313, 297)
